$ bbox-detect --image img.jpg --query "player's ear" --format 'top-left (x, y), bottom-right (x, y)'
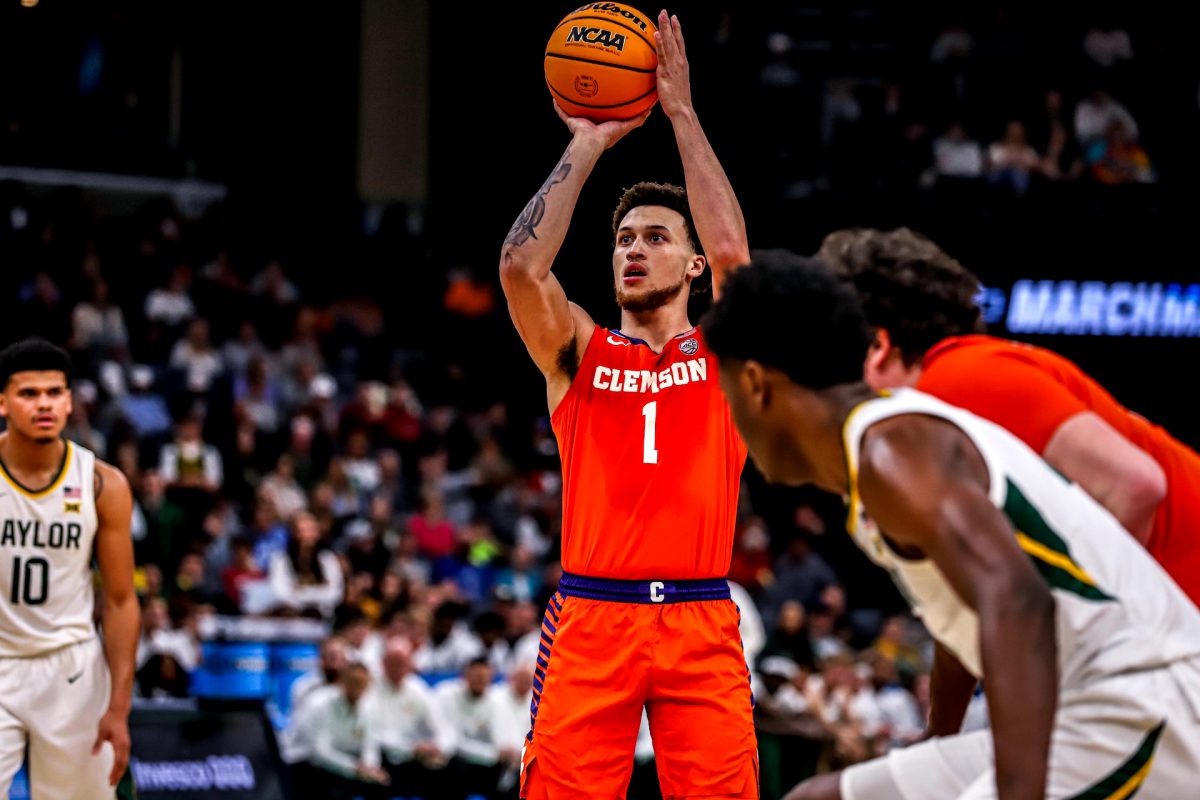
top-left (743, 360), bottom-right (770, 411)
top-left (688, 253), bottom-right (707, 279)
top-left (864, 328), bottom-right (894, 376)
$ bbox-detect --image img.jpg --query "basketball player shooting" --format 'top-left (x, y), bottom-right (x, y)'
top-left (500, 10), bottom-right (759, 799)
top-left (0, 339), bottom-right (139, 799)
top-left (704, 253), bottom-right (1200, 800)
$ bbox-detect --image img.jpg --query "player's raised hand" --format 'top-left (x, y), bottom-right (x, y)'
top-left (553, 100), bottom-right (651, 150)
top-left (93, 708), bottom-right (131, 787)
top-left (654, 10), bottom-right (693, 119)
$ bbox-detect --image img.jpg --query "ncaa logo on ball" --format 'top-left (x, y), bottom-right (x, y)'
top-left (680, 338), bottom-right (698, 355)
top-left (574, 75), bottom-right (600, 97)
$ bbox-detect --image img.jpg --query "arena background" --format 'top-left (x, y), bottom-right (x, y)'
top-left (1, 2), bottom-right (1197, 799)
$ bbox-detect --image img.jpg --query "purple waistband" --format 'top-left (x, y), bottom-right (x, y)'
top-left (558, 572), bottom-right (730, 604)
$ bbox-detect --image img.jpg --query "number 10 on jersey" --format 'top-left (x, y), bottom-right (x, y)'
top-left (10, 556), bottom-right (49, 605)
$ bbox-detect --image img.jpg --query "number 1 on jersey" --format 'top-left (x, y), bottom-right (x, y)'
top-left (642, 401), bottom-right (658, 464)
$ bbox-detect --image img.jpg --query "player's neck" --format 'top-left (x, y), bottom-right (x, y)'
top-left (816, 383), bottom-right (877, 495)
top-left (617, 306), bottom-right (693, 353)
top-left (0, 431), bottom-right (67, 477)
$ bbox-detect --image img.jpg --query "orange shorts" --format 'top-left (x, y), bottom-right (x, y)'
top-left (520, 574), bottom-right (758, 800)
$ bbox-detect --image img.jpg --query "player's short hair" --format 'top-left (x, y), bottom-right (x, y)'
top-left (704, 250), bottom-right (873, 390)
top-left (0, 338), bottom-right (72, 390)
top-left (612, 181), bottom-right (701, 255)
top-left (817, 228), bottom-right (985, 365)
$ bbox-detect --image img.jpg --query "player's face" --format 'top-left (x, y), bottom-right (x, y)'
top-left (717, 358), bottom-right (813, 485)
top-left (0, 371), bottom-right (72, 443)
top-left (612, 205), bottom-right (704, 312)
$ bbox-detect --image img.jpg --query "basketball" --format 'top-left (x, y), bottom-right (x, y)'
top-left (544, 3), bottom-right (658, 122)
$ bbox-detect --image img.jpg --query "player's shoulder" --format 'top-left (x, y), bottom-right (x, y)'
top-left (92, 457), bottom-right (132, 504)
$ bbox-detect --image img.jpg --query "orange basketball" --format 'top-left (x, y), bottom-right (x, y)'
top-left (545, 3), bottom-right (658, 122)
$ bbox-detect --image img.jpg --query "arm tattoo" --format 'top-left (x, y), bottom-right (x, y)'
top-left (94, 467), bottom-right (105, 499)
top-left (504, 149), bottom-right (573, 248)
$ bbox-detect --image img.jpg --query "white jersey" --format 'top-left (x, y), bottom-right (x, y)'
top-left (844, 389), bottom-right (1200, 689)
top-left (0, 441), bottom-right (99, 657)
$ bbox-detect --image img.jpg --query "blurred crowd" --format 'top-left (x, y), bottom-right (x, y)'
top-left (0, 182), bottom-right (943, 798)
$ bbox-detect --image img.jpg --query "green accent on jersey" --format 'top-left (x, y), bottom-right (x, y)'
top-left (1066, 721), bottom-right (1164, 800)
top-left (1004, 479), bottom-right (1114, 602)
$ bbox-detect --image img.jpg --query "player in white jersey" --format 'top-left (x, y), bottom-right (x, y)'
top-left (0, 339), bottom-right (138, 800)
top-left (703, 254), bottom-right (1200, 800)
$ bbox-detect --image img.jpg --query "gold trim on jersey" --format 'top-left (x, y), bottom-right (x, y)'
top-left (841, 392), bottom-right (891, 536)
top-left (1014, 532), bottom-right (1102, 590)
top-left (0, 441), bottom-right (73, 499)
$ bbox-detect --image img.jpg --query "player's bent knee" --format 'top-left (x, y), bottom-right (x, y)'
top-left (782, 771), bottom-right (842, 800)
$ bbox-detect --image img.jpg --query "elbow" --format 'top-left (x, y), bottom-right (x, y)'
top-left (1129, 464), bottom-right (1167, 519)
top-left (1112, 462), bottom-right (1167, 543)
top-left (499, 251), bottom-right (535, 289)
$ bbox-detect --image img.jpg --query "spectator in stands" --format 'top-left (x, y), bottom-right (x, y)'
top-left (298, 662), bottom-right (390, 799)
top-left (220, 535), bottom-right (265, 611)
top-left (870, 615), bottom-right (925, 679)
top-left (1074, 88), bottom-right (1139, 151)
top-left (268, 511), bottom-right (344, 618)
top-left (144, 263), bottom-right (196, 330)
top-left (169, 317), bottom-right (223, 395)
top-left (762, 534), bottom-right (837, 628)
top-left (251, 258), bottom-right (301, 306)
top-left (136, 596), bottom-right (198, 673)
top-left (1089, 120), bottom-right (1156, 184)
top-left (761, 599), bottom-right (816, 670)
top-left (158, 411), bottom-right (223, 493)
top-left (363, 638), bottom-right (455, 795)
top-left (234, 355), bottom-right (282, 436)
top-left (260, 454), bottom-right (307, 521)
top-left (926, 121), bottom-right (985, 184)
top-left (987, 120), bottom-right (1043, 195)
top-left (864, 653), bottom-right (923, 752)
top-left (342, 515), bottom-right (389, 585)
top-left (71, 278), bottom-right (128, 355)
top-left (436, 657), bottom-right (519, 800)
top-left (343, 428), bottom-right (382, 494)
top-left (1083, 19), bottom-right (1134, 70)
top-left (409, 486), bottom-right (457, 560)
top-left (221, 319), bottom-right (269, 378)
top-left (1032, 90), bottom-right (1084, 180)
top-left (473, 610), bottom-right (511, 676)
top-left (116, 365), bottom-right (173, 441)
top-left (413, 600), bottom-right (483, 676)
top-left (291, 635), bottom-right (350, 715)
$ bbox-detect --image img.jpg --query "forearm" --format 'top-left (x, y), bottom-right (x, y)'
top-left (500, 136), bottom-right (604, 279)
top-left (102, 594), bottom-right (140, 714)
top-left (981, 592), bottom-right (1057, 800)
top-left (313, 741), bottom-right (360, 778)
top-left (926, 641), bottom-right (978, 737)
top-left (670, 109), bottom-right (748, 274)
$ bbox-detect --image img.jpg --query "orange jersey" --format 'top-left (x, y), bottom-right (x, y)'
top-left (918, 335), bottom-right (1200, 604)
top-left (551, 325), bottom-right (747, 580)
